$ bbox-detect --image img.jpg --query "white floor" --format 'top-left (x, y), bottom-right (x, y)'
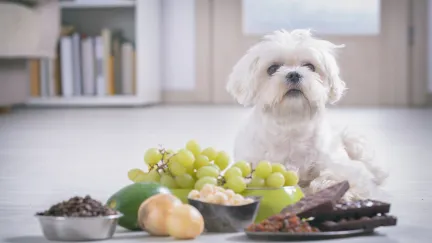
top-left (0, 106), bottom-right (431, 242)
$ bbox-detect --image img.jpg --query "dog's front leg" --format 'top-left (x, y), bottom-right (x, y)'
top-left (306, 163), bottom-right (380, 201)
top-left (307, 174), bottom-right (359, 201)
top-left (341, 128), bottom-right (389, 186)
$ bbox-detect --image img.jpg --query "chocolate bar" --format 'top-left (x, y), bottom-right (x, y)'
top-left (280, 181), bottom-right (350, 218)
top-left (317, 215), bottom-right (397, 231)
top-left (313, 199), bottom-right (391, 222)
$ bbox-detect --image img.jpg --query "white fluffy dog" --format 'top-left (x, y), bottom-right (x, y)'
top-left (227, 29), bottom-right (388, 200)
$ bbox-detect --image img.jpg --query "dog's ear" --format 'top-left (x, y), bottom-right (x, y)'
top-left (322, 42), bottom-right (347, 104)
top-left (226, 52), bottom-right (260, 106)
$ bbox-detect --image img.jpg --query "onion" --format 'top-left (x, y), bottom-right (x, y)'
top-left (167, 204), bottom-right (204, 239)
top-left (137, 193), bottom-right (182, 236)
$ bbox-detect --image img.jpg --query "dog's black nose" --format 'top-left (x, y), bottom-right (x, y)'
top-left (286, 72), bottom-right (302, 83)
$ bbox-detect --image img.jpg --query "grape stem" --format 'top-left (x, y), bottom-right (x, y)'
top-left (155, 146), bottom-right (177, 177)
top-left (245, 169), bottom-right (255, 179)
top-left (217, 176), bottom-right (226, 186)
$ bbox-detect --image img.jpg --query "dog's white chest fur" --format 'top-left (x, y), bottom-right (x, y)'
top-left (233, 108), bottom-right (342, 184)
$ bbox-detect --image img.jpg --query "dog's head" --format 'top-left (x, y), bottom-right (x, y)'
top-left (226, 29), bottom-right (346, 116)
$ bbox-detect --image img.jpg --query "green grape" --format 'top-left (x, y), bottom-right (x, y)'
top-left (214, 151), bottom-right (230, 170)
top-left (282, 170), bottom-right (299, 186)
top-left (162, 149), bottom-right (175, 163)
top-left (176, 149), bottom-right (195, 167)
top-left (175, 174), bottom-right (195, 189)
top-left (144, 148), bottom-right (163, 166)
top-left (132, 173), bottom-right (149, 183)
top-left (233, 160), bottom-right (252, 177)
top-left (194, 155), bottom-right (210, 170)
top-left (186, 165), bottom-right (195, 175)
top-left (271, 163), bottom-right (286, 173)
top-left (168, 160), bottom-right (186, 176)
top-left (148, 170), bottom-right (161, 182)
top-left (137, 170), bottom-right (160, 182)
top-left (248, 176), bottom-right (265, 188)
top-left (224, 167), bottom-right (242, 180)
top-left (266, 172), bottom-right (285, 188)
top-left (160, 174), bottom-right (178, 188)
top-left (210, 163), bottom-right (221, 172)
top-left (186, 140), bottom-right (201, 157)
top-left (255, 160), bottom-right (272, 179)
top-left (225, 176), bottom-right (246, 193)
top-left (128, 168), bottom-right (145, 182)
top-left (196, 165), bottom-right (219, 179)
top-left (166, 149), bottom-right (175, 154)
top-left (168, 153), bottom-right (178, 164)
top-left (201, 147), bottom-right (218, 161)
top-left (194, 176), bottom-right (217, 190)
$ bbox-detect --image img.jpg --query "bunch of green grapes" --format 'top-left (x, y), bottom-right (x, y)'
top-left (219, 160), bottom-right (298, 193)
top-left (127, 140), bottom-right (233, 191)
top-left (248, 161), bottom-right (299, 188)
top-left (127, 140), bottom-right (300, 193)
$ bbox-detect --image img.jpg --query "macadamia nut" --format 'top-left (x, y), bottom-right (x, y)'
top-left (187, 184), bottom-right (254, 206)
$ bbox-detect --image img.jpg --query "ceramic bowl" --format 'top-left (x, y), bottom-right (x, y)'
top-left (241, 186), bottom-right (304, 222)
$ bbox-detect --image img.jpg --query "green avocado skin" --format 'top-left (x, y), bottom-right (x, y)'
top-left (106, 182), bottom-right (171, 231)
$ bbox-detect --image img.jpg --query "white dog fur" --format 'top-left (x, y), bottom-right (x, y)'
top-left (227, 29), bottom-right (388, 200)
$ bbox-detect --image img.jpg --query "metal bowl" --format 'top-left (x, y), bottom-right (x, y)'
top-left (188, 196), bottom-right (261, 233)
top-left (35, 214), bottom-right (123, 241)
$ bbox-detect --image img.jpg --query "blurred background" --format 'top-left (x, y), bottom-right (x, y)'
top-left (0, 0), bottom-right (429, 108)
top-left (0, 0), bottom-right (431, 238)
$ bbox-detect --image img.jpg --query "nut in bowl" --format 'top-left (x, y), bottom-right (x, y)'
top-left (35, 195), bottom-right (123, 241)
top-left (187, 184), bottom-right (261, 233)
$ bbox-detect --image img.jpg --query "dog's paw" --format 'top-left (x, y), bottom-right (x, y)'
top-left (342, 129), bottom-right (374, 162)
top-left (342, 190), bottom-right (367, 201)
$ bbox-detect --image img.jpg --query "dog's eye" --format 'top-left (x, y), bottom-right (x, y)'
top-left (267, 64), bottom-right (281, 75)
top-left (302, 63), bottom-right (315, 72)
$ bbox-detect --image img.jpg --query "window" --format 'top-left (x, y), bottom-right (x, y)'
top-left (242, 0), bottom-right (380, 35)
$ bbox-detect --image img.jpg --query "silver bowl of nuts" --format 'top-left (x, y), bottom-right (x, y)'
top-left (35, 195), bottom-right (122, 241)
top-left (187, 185), bottom-right (261, 233)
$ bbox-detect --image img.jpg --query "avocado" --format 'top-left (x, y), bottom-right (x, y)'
top-left (106, 182), bottom-right (171, 231)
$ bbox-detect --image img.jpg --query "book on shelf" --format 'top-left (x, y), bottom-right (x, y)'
top-left (29, 25), bottom-right (137, 98)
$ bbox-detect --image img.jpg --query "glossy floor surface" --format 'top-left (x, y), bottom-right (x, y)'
top-left (0, 106), bottom-right (431, 242)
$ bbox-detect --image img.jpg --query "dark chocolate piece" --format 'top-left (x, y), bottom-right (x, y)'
top-left (313, 199), bottom-right (391, 222)
top-left (318, 215), bottom-right (397, 232)
top-left (281, 181), bottom-right (350, 218)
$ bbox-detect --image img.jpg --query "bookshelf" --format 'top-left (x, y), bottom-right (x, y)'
top-left (27, 0), bottom-right (161, 107)
top-left (27, 95), bottom-right (146, 106)
top-left (60, 0), bottom-right (135, 9)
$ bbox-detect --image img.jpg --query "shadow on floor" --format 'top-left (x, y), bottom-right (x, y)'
top-left (4, 232), bottom-right (170, 243)
top-left (4, 236), bottom-right (50, 243)
top-left (225, 231), bottom-right (399, 242)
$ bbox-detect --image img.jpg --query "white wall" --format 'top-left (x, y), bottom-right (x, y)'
top-left (429, 0), bottom-right (432, 92)
top-left (161, 0), bottom-right (196, 91)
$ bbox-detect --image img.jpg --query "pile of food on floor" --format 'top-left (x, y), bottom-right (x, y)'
top-left (246, 180), bottom-right (397, 233)
top-left (34, 140), bottom-right (397, 241)
top-left (36, 195), bottom-right (117, 217)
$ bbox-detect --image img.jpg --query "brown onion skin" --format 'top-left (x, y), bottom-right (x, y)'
top-left (167, 204), bottom-right (204, 239)
top-left (137, 193), bottom-right (182, 236)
